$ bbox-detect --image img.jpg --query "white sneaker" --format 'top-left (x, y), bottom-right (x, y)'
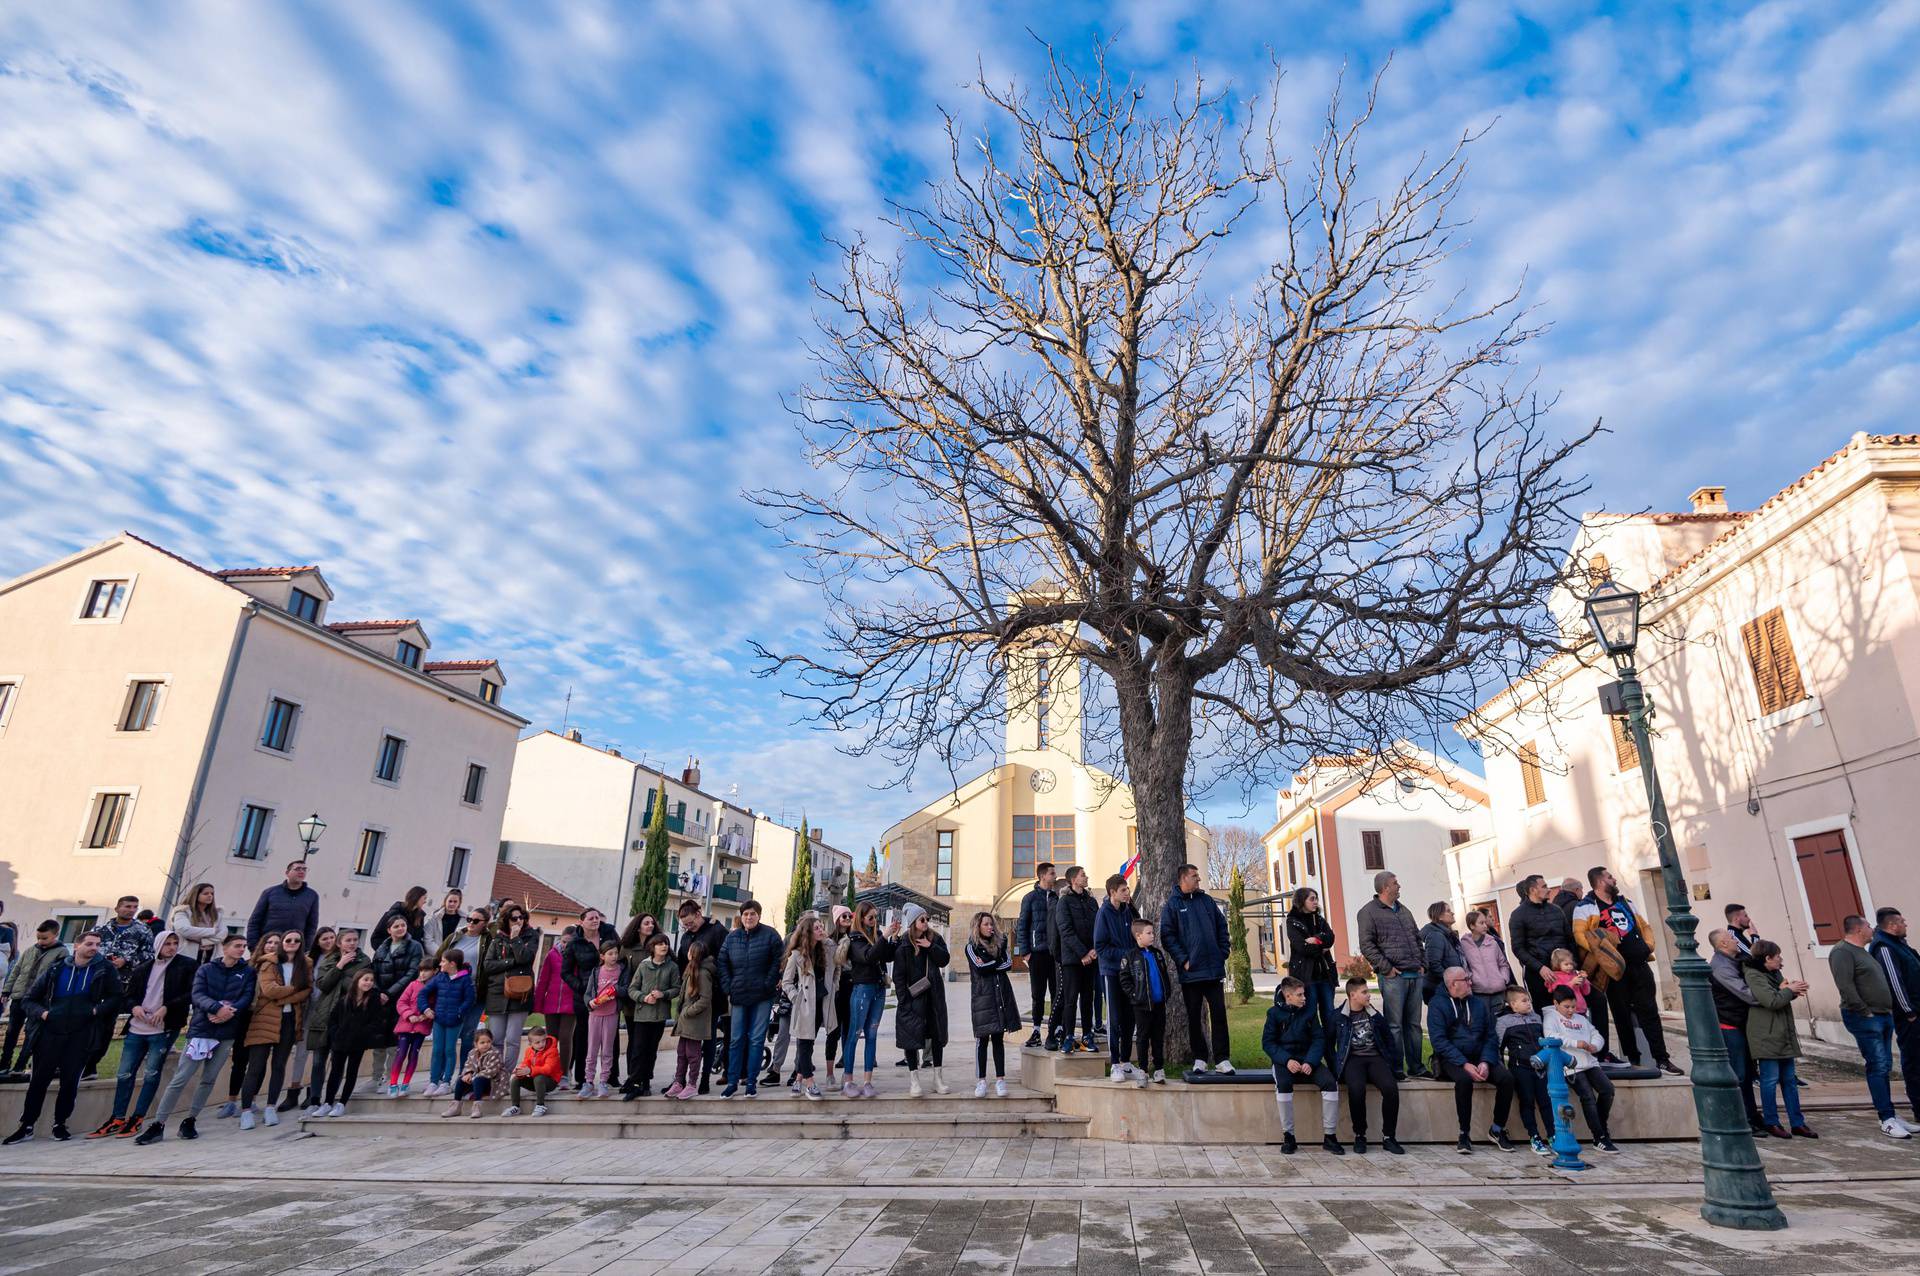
top-left (1883, 1117), bottom-right (1913, 1140)
top-left (974, 1080), bottom-right (989, 1098)
top-left (262, 1107), bottom-right (279, 1127)
top-left (532, 1104), bottom-right (548, 1117)
top-left (1135, 1070), bottom-right (1150, 1089)
top-left (326, 1103), bottom-right (345, 1117)
top-left (305, 1104), bottom-right (326, 1118)
top-left (1152, 1069), bottom-right (1167, 1084)
top-left (502, 1105), bottom-right (522, 1117)
top-left (1111, 1064), bottom-right (1134, 1084)
top-left (238, 1109), bottom-right (256, 1131)
top-left (993, 1079), bottom-right (1008, 1098)
top-left (1212, 1060), bottom-right (1235, 1075)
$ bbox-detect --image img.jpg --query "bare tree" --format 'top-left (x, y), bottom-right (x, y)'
top-left (1207, 824), bottom-right (1268, 894)
top-left (755, 52), bottom-right (1593, 1057)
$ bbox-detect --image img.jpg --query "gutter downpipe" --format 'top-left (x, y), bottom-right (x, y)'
top-left (163, 600), bottom-right (258, 914)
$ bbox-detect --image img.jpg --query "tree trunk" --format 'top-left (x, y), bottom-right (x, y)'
top-left (1120, 664), bottom-right (1200, 1066)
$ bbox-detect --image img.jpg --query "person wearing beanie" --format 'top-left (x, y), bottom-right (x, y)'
top-left (893, 903), bottom-right (951, 1096)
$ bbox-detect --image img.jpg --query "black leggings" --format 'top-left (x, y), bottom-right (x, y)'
top-left (904, 1043), bottom-right (943, 1069)
top-left (1341, 1054), bottom-right (1399, 1139)
top-left (976, 1034), bottom-right (1006, 1079)
top-left (240, 1018), bottom-right (295, 1107)
top-left (627, 1020), bottom-right (666, 1088)
top-left (795, 1038), bottom-right (817, 1079)
top-left (825, 982), bottom-right (852, 1066)
top-left (322, 1048), bottom-right (363, 1104)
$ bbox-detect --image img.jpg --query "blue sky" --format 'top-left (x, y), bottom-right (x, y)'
top-left (2, 1), bottom-right (1918, 856)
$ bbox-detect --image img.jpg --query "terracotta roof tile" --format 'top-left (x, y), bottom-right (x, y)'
top-left (489, 862), bottom-right (589, 917)
top-left (214, 565), bottom-right (320, 578)
top-left (326, 619), bottom-right (421, 632)
top-left (424, 659), bottom-right (499, 672)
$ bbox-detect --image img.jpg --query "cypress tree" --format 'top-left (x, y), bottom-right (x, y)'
top-left (784, 819), bottom-right (815, 931)
top-left (1227, 864), bottom-right (1255, 1004)
top-left (632, 783), bottom-right (671, 925)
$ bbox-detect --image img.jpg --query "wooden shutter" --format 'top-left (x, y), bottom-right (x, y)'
top-left (1609, 716), bottom-right (1639, 772)
top-left (1361, 830), bottom-right (1385, 871)
top-left (1792, 830), bottom-right (1863, 945)
top-left (1518, 741), bottom-right (1546, 806)
top-left (1449, 829), bottom-right (1471, 847)
top-left (1741, 607), bottom-right (1807, 716)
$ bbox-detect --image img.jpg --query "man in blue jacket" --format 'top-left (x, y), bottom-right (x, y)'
top-left (1014, 864), bottom-right (1057, 1047)
top-left (1093, 874), bottom-right (1141, 1079)
top-left (4, 933), bottom-right (118, 1144)
top-left (135, 933), bottom-right (256, 1145)
top-left (718, 901), bottom-right (784, 1097)
top-left (1426, 965), bottom-right (1517, 1154)
top-left (1158, 863), bottom-right (1234, 1074)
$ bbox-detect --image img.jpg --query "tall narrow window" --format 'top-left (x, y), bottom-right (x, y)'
top-left (234, 804), bottom-right (273, 860)
top-left (395, 639), bottom-right (423, 669)
top-left (260, 697), bottom-right (299, 752)
top-left (121, 680), bottom-right (163, 731)
top-left (463, 763), bottom-right (487, 806)
top-left (1518, 740), bottom-right (1547, 807)
top-left (479, 680), bottom-right (500, 704)
top-left (1035, 656), bottom-right (1052, 750)
top-left (1740, 607), bottom-right (1808, 717)
top-left (1361, 829), bottom-right (1385, 872)
top-left (1287, 849), bottom-right (1298, 882)
top-left (374, 733), bottom-right (406, 783)
top-left (354, 828), bottom-right (386, 877)
top-left (0, 680), bottom-right (17, 728)
top-left (446, 845), bottom-right (472, 890)
top-left (936, 829), bottom-right (954, 896)
top-left (1304, 836), bottom-right (1317, 876)
top-left (288, 588), bottom-right (321, 623)
top-left (85, 792), bottom-right (132, 849)
top-left (1791, 830), bottom-right (1863, 945)
top-left (81, 579), bottom-right (129, 620)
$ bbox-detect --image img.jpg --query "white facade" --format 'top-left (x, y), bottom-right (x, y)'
top-left (0, 534), bottom-right (524, 941)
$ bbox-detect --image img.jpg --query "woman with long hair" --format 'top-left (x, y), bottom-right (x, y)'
top-left (779, 912), bottom-right (837, 1100)
top-left (482, 903), bottom-right (539, 1064)
top-left (823, 905), bottom-right (854, 1090)
top-left (839, 902), bottom-right (899, 1097)
top-left (374, 887), bottom-right (431, 947)
top-left (534, 925), bottom-right (581, 1088)
top-left (238, 931), bottom-right (311, 1127)
top-left (617, 911), bottom-right (662, 1096)
top-left (1286, 887), bottom-right (1338, 1065)
top-left (314, 968), bottom-right (384, 1116)
top-left (169, 883), bottom-right (222, 964)
top-left (965, 912), bottom-right (1023, 1097)
top-left (433, 889), bottom-right (465, 948)
top-left (892, 905), bottom-right (951, 1096)
top-left (281, 927), bottom-right (335, 1110)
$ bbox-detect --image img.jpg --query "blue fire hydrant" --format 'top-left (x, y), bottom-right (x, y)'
top-left (1535, 1035), bottom-right (1588, 1171)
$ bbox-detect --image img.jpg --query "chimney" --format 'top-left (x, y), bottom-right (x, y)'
top-left (810, 827), bottom-right (823, 845)
top-left (1689, 485), bottom-right (1728, 515)
top-left (607, 747), bottom-right (621, 758)
top-left (682, 756), bottom-right (701, 788)
top-left (563, 727), bottom-right (583, 743)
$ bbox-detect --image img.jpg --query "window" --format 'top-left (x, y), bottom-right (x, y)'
top-left (81, 578), bottom-right (129, 620)
top-left (374, 733), bottom-right (406, 783)
top-left (463, 763), bottom-right (487, 806)
top-left (936, 829), bottom-right (953, 896)
top-left (260, 697), bottom-right (300, 752)
top-left (1472, 901), bottom-right (1501, 934)
top-left (85, 791), bottom-right (132, 849)
top-left (1036, 657), bottom-right (1053, 750)
top-left (1449, 828), bottom-right (1472, 847)
top-left (479, 679), bottom-right (499, 704)
top-left (354, 828), bottom-right (386, 877)
top-left (1286, 849), bottom-right (1297, 883)
top-left (1012, 813), bottom-right (1075, 881)
top-left (1792, 830), bottom-right (1863, 946)
top-left (446, 845), bottom-right (472, 890)
top-left (234, 804), bottom-right (273, 860)
top-left (57, 915), bottom-right (98, 943)
top-left (288, 588), bottom-right (321, 623)
top-left (1518, 740), bottom-right (1547, 807)
top-left (1741, 607), bottom-right (1808, 717)
top-left (395, 639), bottom-right (423, 669)
top-left (1361, 829), bottom-right (1385, 872)
top-left (0, 680), bottom-right (16, 729)
top-left (120, 680), bottom-right (163, 731)
top-left (1608, 715), bottom-right (1639, 772)
top-left (1304, 836), bottom-right (1317, 876)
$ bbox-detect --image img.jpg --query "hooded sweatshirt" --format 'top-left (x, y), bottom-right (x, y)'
top-left (129, 931), bottom-right (180, 1036)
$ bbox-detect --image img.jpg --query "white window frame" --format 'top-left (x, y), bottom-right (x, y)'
top-left (353, 825), bottom-right (389, 879)
top-left (372, 729), bottom-right (410, 788)
top-left (117, 675), bottom-right (171, 732)
top-left (0, 674), bottom-right (20, 736)
top-left (255, 691), bottom-right (304, 758)
top-left (461, 759), bottom-right (488, 808)
top-left (1731, 601), bottom-right (1823, 731)
top-left (230, 800), bottom-right (278, 864)
top-left (446, 844), bottom-right (473, 891)
top-left (74, 573), bottom-right (138, 625)
top-left (1780, 815), bottom-right (1874, 959)
top-left (76, 785), bottom-right (140, 855)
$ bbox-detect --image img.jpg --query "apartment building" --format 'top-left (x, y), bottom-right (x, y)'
top-left (1460, 433), bottom-right (1920, 1038)
top-left (0, 533), bottom-right (524, 941)
top-left (747, 816), bottom-right (855, 923)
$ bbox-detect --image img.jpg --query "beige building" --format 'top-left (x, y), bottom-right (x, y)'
top-left (0, 533), bottom-right (524, 941)
top-left (880, 643), bottom-right (1210, 931)
top-left (746, 816), bottom-right (854, 925)
top-left (1261, 748), bottom-right (1491, 973)
top-left (1460, 433), bottom-right (1920, 1038)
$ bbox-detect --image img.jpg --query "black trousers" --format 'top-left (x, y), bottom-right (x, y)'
top-left (322, 1048), bottom-right (363, 1104)
top-left (1340, 1054), bottom-right (1399, 1139)
top-left (1133, 1003), bottom-right (1167, 1073)
top-left (1051, 962), bottom-right (1096, 1041)
top-left (1, 1005), bottom-right (36, 1072)
top-left (20, 1030), bottom-right (88, 1129)
top-left (1026, 952), bottom-right (1055, 1027)
top-left (976, 1034), bottom-right (1006, 1078)
top-left (825, 980), bottom-right (852, 1068)
top-left (1606, 961), bottom-right (1669, 1064)
top-left (1104, 973), bottom-right (1135, 1065)
top-left (240, 1015), bottom-right (295, 1107)
top-left (1439, 1058), bottom-right (1515, 1134)
top-left (1568, 1067), bottom-right (1615, 1137)
top-left (1182, 980), bottom-right (1230, 1065)
top-left (1511, 1065), bottom-right (1554, 1138)
top-left (626, 1020), bottom-right (667, 1089)
top-left (1585, 981), bottom-right (1613, 1055)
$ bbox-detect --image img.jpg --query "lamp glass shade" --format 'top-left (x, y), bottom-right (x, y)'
top-left (1583, 580), bottom-right (1641, 657)
top-left (296, 813), bottom-right (327, 846)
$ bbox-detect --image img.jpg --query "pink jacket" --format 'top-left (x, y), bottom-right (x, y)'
top-left (533, 945), bottom-right (572, 1016)
top-left (395, 977), bottom-right (432, 1034)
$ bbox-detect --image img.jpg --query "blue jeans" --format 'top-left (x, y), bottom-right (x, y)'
top-left (112, 1030), bottom-right (178, 1119)
top-left (1757, 1057), bottom-right (1803, 1128)
top-left (843, 982), bottom-right (885, 1074)
top-left (726, 999), bottom-right (773, 1089)
top-left (1842, 1009), bottom-right (1896, 1119)
top-left (429, 1022), bottom-right (462, 1086)
top-left (1719, 1023), bottom-right (1761, 1122)
top-left (1380, 973), bottom-right (1425, 1076)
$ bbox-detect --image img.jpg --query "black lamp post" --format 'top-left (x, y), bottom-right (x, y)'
top-left (1582, 579), bottom-right (1786, 1231)
top-left (296, 813), bottom-right (327, 862)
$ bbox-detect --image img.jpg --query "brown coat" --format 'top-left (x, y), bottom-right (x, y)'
top-left (244, 953), bottom-right (312, 1045)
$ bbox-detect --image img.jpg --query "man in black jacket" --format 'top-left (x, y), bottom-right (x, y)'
top-left (1015, 863), bottom-right (1058, 1047)
top-left (1507, 875), bottom-right (1571, 1013)
top-left (5, 933), bottom-right (118, 1144)
top-left (246, 860), bottom-right (320, 947)
top-left (718, 901), bottom-right (783, 1097)
top-left (1048, 867), bottom-right (1099, 1052)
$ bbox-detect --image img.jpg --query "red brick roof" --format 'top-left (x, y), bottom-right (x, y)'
top-left (326, 619), bottom-right (420, 632)
top-left (424, 659), bottom-right (499, 672)
top-left (489, 862), bottom-right (589, 917)
top-left (214, 565), bottom-right (320, 578)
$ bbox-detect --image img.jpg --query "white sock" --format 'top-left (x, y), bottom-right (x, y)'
top-left (1276, 1092), bottom-right (1295, 1134)
top-left (1321, 1089), bottom-right (1340, 1136)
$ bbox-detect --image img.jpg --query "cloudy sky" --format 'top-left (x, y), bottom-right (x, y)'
top-left (2, 1), bottom-right (1916, 856)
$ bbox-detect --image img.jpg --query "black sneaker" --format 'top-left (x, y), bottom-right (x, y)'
top-left (132, 1122), bottom-right (165, 1146)
top-left (1024, 1030), bottom-right (1042, 1048)
top-left (1455, 1134), bottom-right (1473, 1155)
top-left (1597, 1136), bottom-right (1620, 1152)
top-left (1658, 1060), bottom-right (1684, 1077)
top-left (1, 1126), bottom-right (30, 1146)
top-left (1322, 1135), bottom-right (1346, 1156)
top-left (1489, 1126), bottom-right (1516, 1152)
top-left (178, 1118), bottom-right (198, 1140)
top-left (277, 1089), bottom-right (303, 1112)
top-left (50, 1124), bottom-right (71, 1142)
top-left (1351, 1136), bottom-right (1368, 1155)
top-left (1281, 1132), bottom-right (1297, 1155)
top-left (760, 1068), bottom-right (781, 1087)
top-left (1382, 1137), bottom-right (1405, 1155)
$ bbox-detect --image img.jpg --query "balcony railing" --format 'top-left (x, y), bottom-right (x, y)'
top-left (711, 882), bottom-right (744, 902)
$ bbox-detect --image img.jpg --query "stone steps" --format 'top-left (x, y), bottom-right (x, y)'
top-left (322, 1088), bottom-right (1056, 1118)
top-left (297, 1107), bottom-right (1089, 1140)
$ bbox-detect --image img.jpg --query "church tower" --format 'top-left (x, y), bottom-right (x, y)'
top-left (1003, 598), bottom-right (1083, 767)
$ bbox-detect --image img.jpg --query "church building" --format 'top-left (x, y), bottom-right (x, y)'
top-left (880, 637), bottom-right (1211, 934)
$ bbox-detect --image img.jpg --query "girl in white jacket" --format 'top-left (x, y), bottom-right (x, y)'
top-left (170, 883), bottom-right (224, 965)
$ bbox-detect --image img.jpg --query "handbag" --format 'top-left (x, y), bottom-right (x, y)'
top-left (503, 973), bottom-right (533, 999)
top-left (907, 975), bottom-right (931, 997)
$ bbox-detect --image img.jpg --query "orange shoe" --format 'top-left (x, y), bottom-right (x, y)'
top-left (115, 1117), bottom-right (145, 1138)
top-left (86, 1118), bottom-right (125, 1139)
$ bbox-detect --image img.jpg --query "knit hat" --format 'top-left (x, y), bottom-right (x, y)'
top-left (831, 905), bottom-right (852, 928)
top-left (901, 903), bottom-right (927, 931)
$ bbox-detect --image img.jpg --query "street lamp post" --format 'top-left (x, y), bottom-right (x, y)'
top-left (296, 813), bottom-right (327, 862)
top-left (1582, 580), bottom-right (1786, 1231)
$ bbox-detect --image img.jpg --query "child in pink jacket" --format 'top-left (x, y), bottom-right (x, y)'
top-left (389, 959), bottom-right (435, 1096)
